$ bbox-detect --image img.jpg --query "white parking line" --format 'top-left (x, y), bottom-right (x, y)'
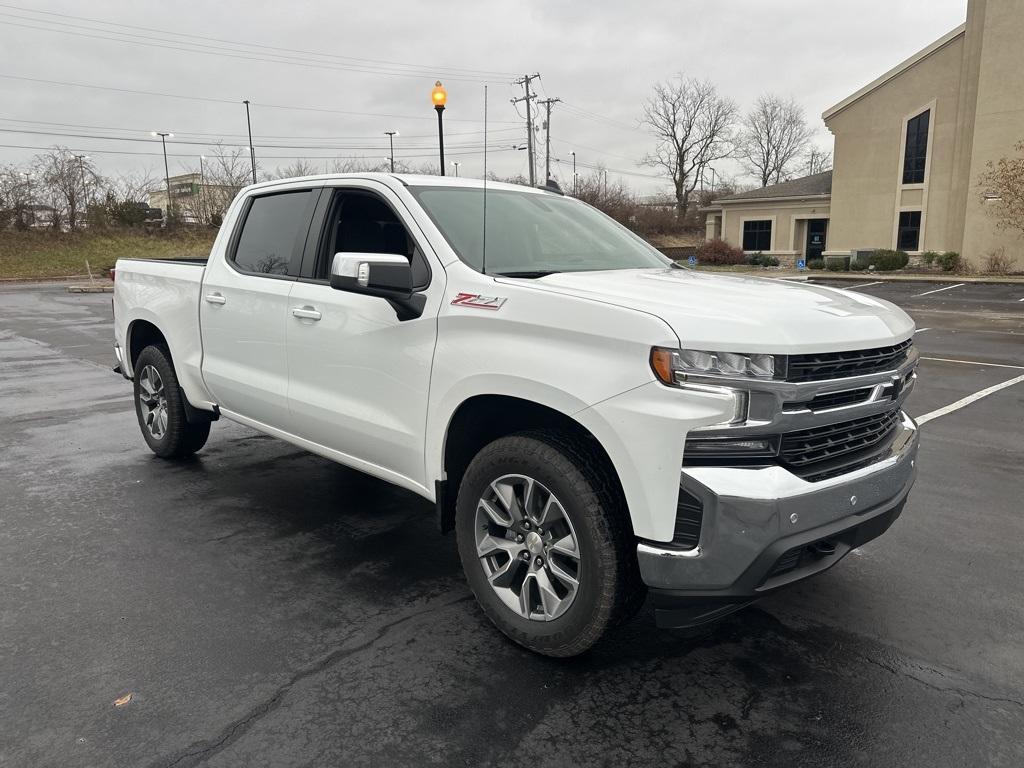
top-left (914, 283), bottom-right (964, 297)
top-left (849, 281), bottom-right (883, 289)
top-left (917, 373), bottom-right (1024, 425)
top-left (915, 327), bottom-right (931, 333)
top-left (920, 356), bottom-right (1024, 370)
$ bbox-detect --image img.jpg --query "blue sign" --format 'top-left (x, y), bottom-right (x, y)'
top-left (797, 259), bottom-right (806, 270)
top-left (688, 255), bottom-right (697, 266)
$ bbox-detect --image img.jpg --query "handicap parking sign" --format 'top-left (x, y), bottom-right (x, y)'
top-left (688, 255), bottom-right (697, 266)
top-left (797, 259), bottom-right (806, 270)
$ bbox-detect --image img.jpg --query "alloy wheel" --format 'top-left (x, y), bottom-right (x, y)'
top-left (474, 474), bottom-right (582, 621)
top-left (137, 364), bottom-right (169, 439)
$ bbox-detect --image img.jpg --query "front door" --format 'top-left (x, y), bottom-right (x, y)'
top-left (805, 219), bottom-right (828, 260)
top-left (285, 184), bottom-right (441, 491)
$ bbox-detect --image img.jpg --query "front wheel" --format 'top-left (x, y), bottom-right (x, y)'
top-left (455, 431), bottom-right (644, 657)
top-left (133, 345), bottom-right (210, 459)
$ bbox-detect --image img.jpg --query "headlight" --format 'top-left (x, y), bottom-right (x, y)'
top-left (651, 347), bottom-right (781, 384)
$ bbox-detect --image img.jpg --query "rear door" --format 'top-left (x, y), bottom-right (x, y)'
top-left (285, 181), bottom-right (442, 490)
top-left (200, 185), bottom-right (320, 427)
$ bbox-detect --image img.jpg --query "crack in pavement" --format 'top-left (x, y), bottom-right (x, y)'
top-left (852, 650), bottom-right (1024, 710)
top-left (152, 592), bottom-right (474, 768)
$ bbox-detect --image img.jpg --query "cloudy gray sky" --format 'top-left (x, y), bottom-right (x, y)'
top-left (0, 0), bottom-right (968, 194)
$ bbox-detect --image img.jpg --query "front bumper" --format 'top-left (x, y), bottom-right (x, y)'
top-left (637, 411), bottom-right (918, 628)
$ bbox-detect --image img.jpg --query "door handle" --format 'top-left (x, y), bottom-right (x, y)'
top-left (205, 293), bottom-right (226, 305)
top-left (291, 306), bottom-right (322, 321)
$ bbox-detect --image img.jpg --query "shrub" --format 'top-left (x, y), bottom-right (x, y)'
top-left (936, 251), bottom-right (961, 272)
top-left (695, 238), bottom-right (746, 265)
top-left (850, 260), bottom-right (869, 271)
top-left (921, 250), bottom-right (940, 265)
top-left (807, 258), bottom-right (824, 270)
top-left (824, 255), bottom-right (850, 271)
top-left (982, 248), bottom-right (1017, 274)
top-left (869, 249), bottom-right (910, 271)
top-left (746, 252), bottom-right (780, 267)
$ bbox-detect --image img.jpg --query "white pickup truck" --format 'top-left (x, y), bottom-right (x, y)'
top-left (113, 173), bottom-right (919, 657)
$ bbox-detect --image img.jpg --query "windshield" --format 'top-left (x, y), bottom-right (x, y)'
top-left (409, 186), bottom-right (671, 275)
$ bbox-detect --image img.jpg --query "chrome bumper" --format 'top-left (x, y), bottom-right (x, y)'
top-left (637, 411), bottom-right (918, 594)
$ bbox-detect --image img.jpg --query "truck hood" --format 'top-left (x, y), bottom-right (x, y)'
top-left (513, 269), bottom-right (915, 353)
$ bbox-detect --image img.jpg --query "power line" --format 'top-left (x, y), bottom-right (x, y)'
top-left (0, 127), bottom-right (500, 153)
top-left (0, 2), bottom-right (518, 79)
top-left (0, 117), bottom-right (521, 142)
top-left (0, 13), bottom-right (504, 84)
top-left (0, 74), bottom-right (521, 125)
top-left (0, 141), bottom-right (516, 162)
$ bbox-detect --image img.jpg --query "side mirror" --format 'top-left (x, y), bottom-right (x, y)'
top-left (329, 252), bottom-right (425, 320)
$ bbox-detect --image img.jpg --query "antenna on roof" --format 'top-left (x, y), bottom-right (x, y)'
top-left (482, 84), bottom-right (488, 276)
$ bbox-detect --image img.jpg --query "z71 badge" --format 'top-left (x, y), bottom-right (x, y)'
top-left (450, 292), bottom-right (507, 310)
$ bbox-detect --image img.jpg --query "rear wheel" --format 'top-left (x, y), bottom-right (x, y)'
top-left (133, 345), bottom-right (210, 459)
top-left (455, 431), bottom-right (644, 657)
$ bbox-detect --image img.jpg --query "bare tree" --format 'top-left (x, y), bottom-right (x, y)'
top-left (739, 95), bottom-right (815, 187)
top-left (194, 143), bottom-right (254, 225)
top-left (642, 76), bottom-right (737, 216)
top-left (267, 160), bottom-right (321, 180)
top-left (32, 147), bottom-right (100, 231)
top-left (804, 146), bottom-right (833, 176)
top-left (0, 165), bottom-right (37, 230)
top-left (977, 140), bottom-right (1024, 237)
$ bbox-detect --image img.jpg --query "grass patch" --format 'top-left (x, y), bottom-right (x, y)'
top-left (0, 229), bottom-right (217, 280)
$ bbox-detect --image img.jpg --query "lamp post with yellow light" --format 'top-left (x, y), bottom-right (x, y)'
top-left (431, 80), bottom-right (447, 176)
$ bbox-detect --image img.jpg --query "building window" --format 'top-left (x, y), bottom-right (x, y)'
top-left (742, 220), bottom-right (772, 251)
top-left (897, 210), bottom-right (922, 251)
top-left (902, 110), bottom-right (930, 185)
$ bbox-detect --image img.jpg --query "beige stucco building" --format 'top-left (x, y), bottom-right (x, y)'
top-left (705, 0), bottom-right (1024, 267)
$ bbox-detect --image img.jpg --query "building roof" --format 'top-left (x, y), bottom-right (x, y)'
top-left (822, 23), bottom-right (966, 121)
top-left (713, 171), bottom-right (832, 204)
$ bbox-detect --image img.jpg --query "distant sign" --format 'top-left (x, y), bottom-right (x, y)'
top-left (797, 259), bottom-right (806, 270)
top-left (688, 255), bottom-right (697, 267)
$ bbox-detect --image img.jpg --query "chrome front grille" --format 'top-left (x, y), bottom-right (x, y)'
top-left (779, 408), bottom-right (902, 480)
top-left (785, 339), bottom-right (914, 383)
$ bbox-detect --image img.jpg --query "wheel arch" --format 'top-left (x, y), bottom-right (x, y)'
top-left (437, 394), bottom-right (631, 536)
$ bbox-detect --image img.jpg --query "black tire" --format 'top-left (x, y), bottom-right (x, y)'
top-left (455, 430), bottom-right (644, 657)
top-left (132, 344), bottom-right (211, 459)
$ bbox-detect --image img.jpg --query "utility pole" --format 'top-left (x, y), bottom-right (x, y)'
top-left (242, 100), bottom-right (257, 184)
top-left (72, 153), bottom-right (89, 228)
top-left (512, 74), bottom-right (539, 186)
top-left (537, 97), bottom-right (560, 184)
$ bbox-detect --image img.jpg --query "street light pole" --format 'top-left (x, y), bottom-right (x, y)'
top-left (199, 155), bottom-right (206, 225)
top-left (450, 161), bottom-right (461, 177)
top-left (571, 150), bottom-right (577, 196)
top-left (243, 99), bottom-right (257, 184)
top-left (73, 153), bottom-right (89, 228)
top-left (384, 131), bottom-right (398, 172)
top-left (431, 81), bottom-right (447, 176)
top-left (151, 132), bottom-right (174, 226)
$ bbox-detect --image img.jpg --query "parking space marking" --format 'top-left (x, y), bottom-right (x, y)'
top-left (914, 283), bottom-right (965, 297)
top-left (921, 356), bottom-right (1024, 370)
top-left (915, 327), bottom-right (931, 333)
top-left (917, 373), bottom-right (1024, 425)
top-left (849, 281), bottom-right (883, 289)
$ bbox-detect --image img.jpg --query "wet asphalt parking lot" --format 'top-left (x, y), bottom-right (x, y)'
top-left (1, 277), bottom-right (1022, 767)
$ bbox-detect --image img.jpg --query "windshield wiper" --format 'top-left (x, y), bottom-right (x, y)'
top-left (493, 270), bottom-right (561, 278)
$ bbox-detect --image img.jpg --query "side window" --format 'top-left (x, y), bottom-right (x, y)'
top-left (318, 191), bottom-right (429, 288)
top-left (232, 190), bottom-right (312, 276)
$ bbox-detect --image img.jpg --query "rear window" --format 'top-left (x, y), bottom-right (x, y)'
top-left (232, 191), bottom-right (312, 276)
